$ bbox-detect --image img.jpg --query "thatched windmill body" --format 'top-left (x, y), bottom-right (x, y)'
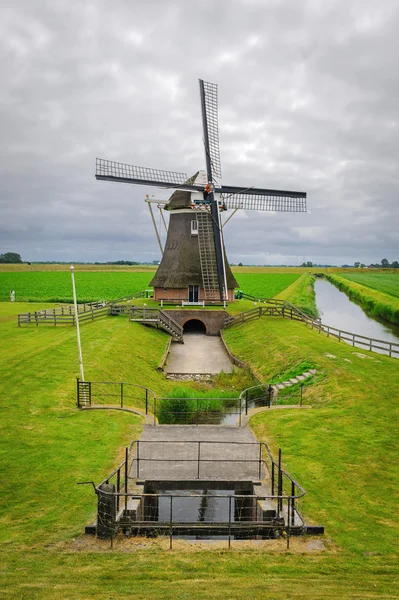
top-left (96, 80), bottom-right (307, 303)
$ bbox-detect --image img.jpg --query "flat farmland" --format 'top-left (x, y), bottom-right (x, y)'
top-left (338, 272), bottom-right (399, 298)
top-left (234, 272), bottom-right (300, 298)
top-left (0, 271), bottom-right (154, 302)
top-left (0, 270), bottom-right (300, 302)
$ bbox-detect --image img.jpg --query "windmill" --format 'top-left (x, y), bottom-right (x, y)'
top-left (96, 79), bottom-right (307, 303)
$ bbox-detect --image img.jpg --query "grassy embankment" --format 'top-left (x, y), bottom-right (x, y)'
top-left (327, 273), bottom-right (399, 325)
top-left (276, 272), bottom-right (319, 318)
top-left (1, 270), bottom-right (398, 598)
top-left (1, 290), bottom-right (398, 598)
top-left (223, 314), bottom-right (398, 595)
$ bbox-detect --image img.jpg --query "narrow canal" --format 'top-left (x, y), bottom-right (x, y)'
top-left (314, 278), bottom-right (399, 345)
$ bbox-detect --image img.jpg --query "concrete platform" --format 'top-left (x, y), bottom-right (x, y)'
top-left (130, 425), bottom-right (265, 481)
top-left (165, 333), bottom-right (233, 374)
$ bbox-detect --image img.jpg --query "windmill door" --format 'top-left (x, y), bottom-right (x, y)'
top-left (188, 285), bottom-right (199, 303)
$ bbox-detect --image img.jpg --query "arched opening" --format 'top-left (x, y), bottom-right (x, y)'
top-left (183, 319), bottom-right (207, 334)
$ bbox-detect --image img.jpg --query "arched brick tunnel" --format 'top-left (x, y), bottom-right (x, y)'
top-left (182, 319), bottom-right (207, 334)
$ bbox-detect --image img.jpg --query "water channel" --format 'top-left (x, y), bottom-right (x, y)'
top-left (314, 278), bottom-right (399, 345)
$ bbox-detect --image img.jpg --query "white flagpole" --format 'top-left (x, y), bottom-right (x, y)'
top-left (70, 265), bottom-right (85, 382)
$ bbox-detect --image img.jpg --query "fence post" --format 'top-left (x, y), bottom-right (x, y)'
top-left (271, 461), bottom-right (275, 495)
top-left (136, 441), bottom-right (140, 479)
top-left (124, 447), bottom-right (128, 514)
top-left (228, 496), bottom-right (232, 549)
top-left (245, 390), bottom-right (248, 415)
top-left (197, 441), bottom-right (201, 479)
top-left (76, 377), bottom-right (80, 408)
top-left (145, 389), bottom-right (148, 414)
top-left (116, 468), bottom-right (120, 513)
top-left (258, 443), bottom-right (262, 480)
top-left (278, 449), bottom-right (282, 515)
top-left (291, 481), bottom-right (295, 527)
top-left (121, 383), bottom-right (124, 408)
top-left (153, 398), bottom-right (156, 426)
top-left (169, 496), bottom-right (173, 550)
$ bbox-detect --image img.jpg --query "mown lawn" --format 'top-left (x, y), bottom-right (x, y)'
top-left (0, 303), bottom-right (398, 599)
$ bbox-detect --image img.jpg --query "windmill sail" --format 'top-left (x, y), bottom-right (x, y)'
top-left (199, 79), bottom-right (226, 301)
top-left (96, 158), bottom-right (188, 189)
top-left (199, 80), bottom-right (222, 180)
top-left (219, 186), bottom-right (307, 212)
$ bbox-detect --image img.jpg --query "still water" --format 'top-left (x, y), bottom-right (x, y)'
top-left (314, 278), bottom-right (399, 344)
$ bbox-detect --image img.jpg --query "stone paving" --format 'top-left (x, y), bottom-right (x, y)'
top-left (165, 333), bottom-right (233, 374)
top-left (130, 424), bottom-right (265, 482)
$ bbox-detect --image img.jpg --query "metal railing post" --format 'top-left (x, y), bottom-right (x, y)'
top-left (228, 496), bottom-right (232, 549)
top-left (124, 447), bottom-right (128, 514)
top-left (278, 449), bottom-right (282, 515)
top-left (76, 377), bottom-right (80, 408)
top-left (197, 441), bottom-right (201, 479)
top-left (169, 496), bottom-right (173, 550)
top-left (271, 461), bottom-right (275, 495)
top-left (291, 481), bottom-right (295, 527)
top-left (245, 390), bottom-right (248, 415)
top-left (258, 443), bottom-right (262, 479)
top-left (116, 468), bottom-right (120, 513)
top-left (137, 441), bottom-right (140, 478)
top-left (145, 388), bottom-right (148, 414)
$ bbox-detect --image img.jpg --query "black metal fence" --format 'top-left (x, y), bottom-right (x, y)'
top-left (77, 380), bottom-right (306, 422)
top-left (154, 397), bottom-right (242, 426)
top-left (85, 439), bottom-right (308, 548)
top-left (76, 379), bottom-right (156, 412)
top-left (240, 384), bottom-right (305, 411)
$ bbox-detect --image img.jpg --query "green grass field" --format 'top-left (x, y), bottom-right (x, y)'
top-left (233, 272), bottom-right (300, 298)
top-left (1, 298), bottom-right (398, 598)
top-left (0, 270), bottom-right (301, 303)
top-left (339, 272), bottom-right (399, 298)
top-left (0, 271), bottom-right (154, 302)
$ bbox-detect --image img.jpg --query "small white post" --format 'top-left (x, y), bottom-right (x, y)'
top-left (70, 266), bottom-right (85, 382)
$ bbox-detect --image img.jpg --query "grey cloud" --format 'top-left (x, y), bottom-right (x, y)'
top-left (1, 0), bottom-right (398, 265)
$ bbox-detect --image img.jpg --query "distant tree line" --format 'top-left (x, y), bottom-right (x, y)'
top-left (353, 259), bottom-right (399, 269)
top-left (0, 252), bottom-right (23, 263)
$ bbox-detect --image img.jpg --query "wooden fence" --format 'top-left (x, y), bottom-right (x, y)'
top-left (18, 303), bottom-right (109, 326)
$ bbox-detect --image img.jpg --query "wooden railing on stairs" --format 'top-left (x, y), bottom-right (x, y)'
top-left (128, 307), bottom-right (183, 342)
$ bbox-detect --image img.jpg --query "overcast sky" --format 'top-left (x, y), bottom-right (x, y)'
top-left (1, 0), bottom-right (398, 265)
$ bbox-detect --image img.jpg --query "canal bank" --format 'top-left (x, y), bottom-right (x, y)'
top-left (314, 278), bottom-right (399, 347)
top-left (325, 273), bottom-right (399, 326)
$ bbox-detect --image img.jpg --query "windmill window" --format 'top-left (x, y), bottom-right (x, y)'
top-left (191, 220), bottom-right (198, 235)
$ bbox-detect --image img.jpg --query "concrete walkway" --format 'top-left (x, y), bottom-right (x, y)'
top-left (131, 424), bottom-right (265, 481)
top-left (166, 333), bottom-right (233, 374)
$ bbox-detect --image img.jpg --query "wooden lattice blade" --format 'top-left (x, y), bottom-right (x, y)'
top-left (219, 185), bottom-right (307, 212)
top-left (95, 158), bottom-right (190, 190)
